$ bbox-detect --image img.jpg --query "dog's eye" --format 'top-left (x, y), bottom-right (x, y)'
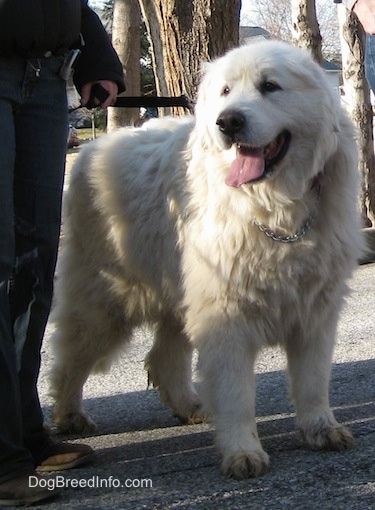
top-left (260, 81), bottom-right (282, 94)
top-left (221, 86), bottom-right (231, 96)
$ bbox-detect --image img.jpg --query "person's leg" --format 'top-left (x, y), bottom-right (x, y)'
top-left (0, 55), bottom-right (36, 484)
top-left (365, 34), bottom-right (375, 94)
top-left (10, 56), bottom-right (68, 459)
top-left (0, 54), bottom-right (61, 507)
top-left (0, 52), bottom-right (93, 507)
top-left (10, 55), bottom-right (93, 472)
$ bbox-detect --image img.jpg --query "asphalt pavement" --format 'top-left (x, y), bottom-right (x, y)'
top-left (32, 261), bottom-right (375, 510)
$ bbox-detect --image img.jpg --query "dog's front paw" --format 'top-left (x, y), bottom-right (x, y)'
top-left (221, 449), bottom-right (270, 479)
top-left (303, 424), bottom-right (355, 451)
top-left (53, 410), bottom-right (97, 434)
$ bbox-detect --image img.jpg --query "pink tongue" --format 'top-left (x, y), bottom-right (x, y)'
top-left (225, 149), bottom-right (265, 187)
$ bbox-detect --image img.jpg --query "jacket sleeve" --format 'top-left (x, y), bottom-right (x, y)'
top-left (73, 0), bottom-right (126, 94)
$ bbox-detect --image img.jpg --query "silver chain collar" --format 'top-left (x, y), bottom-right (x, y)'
top-left (254, 182), bottom-right (321, 244)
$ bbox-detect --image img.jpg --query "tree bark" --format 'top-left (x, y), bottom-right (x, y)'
top-left (107, 0), bottom-right (141, 131)
top-left (139, 0), bottom-right (241, 115)
top-left (291, 0), bottom-right (323, 63)
top-left (338, 6), bottom-right (375, 226)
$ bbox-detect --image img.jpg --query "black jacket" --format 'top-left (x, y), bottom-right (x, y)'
top-left (0, 0), bottom-right (125, 93)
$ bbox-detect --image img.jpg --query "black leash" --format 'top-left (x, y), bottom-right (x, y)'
top-left (69, 84), bottom-right (195, 113)
top-left (112, 94), bottom-right (195, 112)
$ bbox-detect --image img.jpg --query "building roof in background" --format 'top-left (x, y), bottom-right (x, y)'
top-left (239, 26), bottom-right (271, 45)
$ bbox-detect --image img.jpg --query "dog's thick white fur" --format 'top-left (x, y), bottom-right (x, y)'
top-left (51, 40), bottom-right (364, 479)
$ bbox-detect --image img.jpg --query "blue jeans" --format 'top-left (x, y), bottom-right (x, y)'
top-left (0, 54), bottom-right (68, 482)
top-left (365, 34), bottom-right (375, 94)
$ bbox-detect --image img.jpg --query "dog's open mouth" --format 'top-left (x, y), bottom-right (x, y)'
top-left (225, 130), bottom-right (291, 188)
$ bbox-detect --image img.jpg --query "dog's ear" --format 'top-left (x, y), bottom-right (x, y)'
top-left (196, 61), bottom-right (214, 102)
top-left (194, 61), bottom-right (223, 149)
top-left (324, 107), bottom-right (365, 262)
top-left (296, 49), bottom-right (342, 136)
top-left (325, 104), bottom-right (361, 213)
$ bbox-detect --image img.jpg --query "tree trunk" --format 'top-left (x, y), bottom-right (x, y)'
top-left (338, 5), bottom-right (375, 226)
top-left (139, 0), bottom-right (241, 116)
top-left (107, 0), bottom-right (141, 131)
top-left (291, 0), bottom-right (323, 63)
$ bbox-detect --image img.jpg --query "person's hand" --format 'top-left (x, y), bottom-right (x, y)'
top-left (80, 80), bottom-right (118, 108)
top-left (353, 0), bottom-right (375, 34)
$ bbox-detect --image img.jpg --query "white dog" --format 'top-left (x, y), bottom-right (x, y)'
top-left (50, 40), bottom-right (364, 479)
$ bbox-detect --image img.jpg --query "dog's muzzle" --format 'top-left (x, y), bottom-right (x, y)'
top-left (216, 111), bottom-right (291, 188)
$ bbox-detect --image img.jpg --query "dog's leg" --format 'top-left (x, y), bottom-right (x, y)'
top-left (50, 332), bottom-right (101, 434)
top-left (50, 302), bottom-right (132, 434)
top-left (193, 320), bottom-right (269, 479)
top-left (145, 316), bottom-right (203, 424)
top-left (286, 318), bottom-right (355, 452)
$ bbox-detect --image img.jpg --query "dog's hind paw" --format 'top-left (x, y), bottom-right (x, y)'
top-left (221, 450), bottom-right (270, 480)
top-left (174, 404), bottom-right (208, 425)
top-left (53, 411), bottom-right (97, 435)
top-left (303, 424), bottom-right (356, 451)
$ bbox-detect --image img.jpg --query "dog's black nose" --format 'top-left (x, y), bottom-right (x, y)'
top-left (216, 110), bottom-right (245, 138)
